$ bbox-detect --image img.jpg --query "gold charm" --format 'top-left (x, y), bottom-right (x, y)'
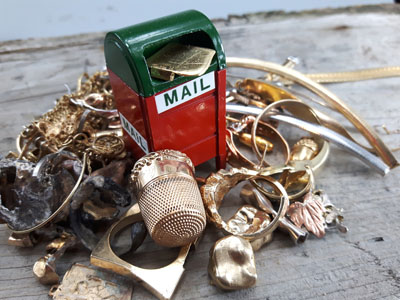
top-left (287, 191), bottom-right (326, 238)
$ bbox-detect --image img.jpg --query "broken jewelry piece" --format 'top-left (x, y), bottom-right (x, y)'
top-left (33, 231), bottom-right (78, 285)
top-left (236, 78), bottom-right (296, 103)
top-left (200, 168), bottom-right (289, 240)
top-left (227, 205), bottom-right (273, 250)
top-left (316, 190), bottom-right (348, 233)
top-left (290, 137), bottom-right (319, 162)
top-left (208, 235), bottom-right (257, 290)
top-left (8, 232), bottom-right (36, 247)
top-left (241, 184), bottom-right (308, 244)
top-left (50, 263), bottom-right (133, 300)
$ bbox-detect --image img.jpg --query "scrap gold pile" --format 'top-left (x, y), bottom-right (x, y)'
top-left (0, 57), bottom-right (399, 300)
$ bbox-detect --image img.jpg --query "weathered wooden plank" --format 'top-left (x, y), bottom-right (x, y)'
top-left (1, 4), bottom-right (400, 300)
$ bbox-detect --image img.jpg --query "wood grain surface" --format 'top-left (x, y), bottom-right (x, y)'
top-left (1, 4), bottom-right (400, 300)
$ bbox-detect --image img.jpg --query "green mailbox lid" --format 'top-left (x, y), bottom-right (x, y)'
top-left (104, 10), bottom-right (226, 97)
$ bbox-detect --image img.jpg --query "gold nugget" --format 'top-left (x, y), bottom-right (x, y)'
top-left (208, 235), bottom-right (257, 290)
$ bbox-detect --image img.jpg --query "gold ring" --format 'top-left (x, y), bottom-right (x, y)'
top-left (200, 168), bottom-right (289, 240)
top-left (90, 204), bottom-right (193, 300)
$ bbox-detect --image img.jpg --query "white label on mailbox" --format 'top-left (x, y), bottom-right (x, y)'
top-left (119, 112), bottom-right (149, 154)
top-left (155, 71), bottom-right (215, 114)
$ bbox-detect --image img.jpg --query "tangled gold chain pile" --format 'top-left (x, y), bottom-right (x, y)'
top-left (10, 71), bottom-right (126, 169)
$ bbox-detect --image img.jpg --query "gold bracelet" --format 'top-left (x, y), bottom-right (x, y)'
top-left (227, 57), bottom-right (398, 170)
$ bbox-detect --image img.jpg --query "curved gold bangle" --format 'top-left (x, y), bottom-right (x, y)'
top-left (227, 57), bottom-right (398, 169)
top-left (10, 153), bottom-right (87, 234)
top-left (91, 204), bottom-right (192, 300)
top-left (251, 100), bottom-right (330, 173)
top-left (200, 168), bottom-right (289, 241)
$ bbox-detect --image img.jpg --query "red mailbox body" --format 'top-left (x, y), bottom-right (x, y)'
top-left (109, 68), bottom-right (226, 168)
top-left (105, 10), bottom-right (227, 169)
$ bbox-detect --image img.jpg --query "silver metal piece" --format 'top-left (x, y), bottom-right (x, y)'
top-left (226, 104), bottom-right (390, 175)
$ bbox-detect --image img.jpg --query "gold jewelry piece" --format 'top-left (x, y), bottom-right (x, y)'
top-left (226, 115), bottom-right (290, 169)
top-left (236, 78), bottom-right (296, 103)
top-left (49, 263), bottom-right (133, 300)
top-left (226, 57), bottom-right (398, 170)
top-left (90, 204), bottom-right (194, 300)
top-left (306, 66), bottom-right (400, 83)
top-left (249, 100), bottom-right (332, 171)
top-left (9, 153), bottom-right (87, 234)
top-left (7, 232), bottom-right (36, 247)
top-left (16, 71), bottom-right (124, 165)
top-left (227, 205), bottom-right (273, 250)
top-left (33, 231), bottom-right (77, 285)
top-left (287, 190), bottom-right (326, 238)
top-left (291, 137), bottom-right (319, 161)
top-left (241, 184), bottom-right (308, 244)
top-left (200, 168), bottom-right (289, 240)
top-left (208, 235), bottom-right (257, 290)
top-left (246, 136), bottom-right (329, 202)
top-left (250, 100), bottom-right (389, 175)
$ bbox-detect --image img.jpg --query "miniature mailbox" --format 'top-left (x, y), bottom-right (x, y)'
top-left (104, 10), bottom-right (226, 169)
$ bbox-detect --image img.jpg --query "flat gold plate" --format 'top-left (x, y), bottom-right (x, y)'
top-left (147, 43), bottom-right (216, 81)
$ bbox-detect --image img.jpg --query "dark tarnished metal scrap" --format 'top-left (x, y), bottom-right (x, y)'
top-left (0, 158), bottom-right (35, 211)
top-left (0, 152), bottom-right (80, 231)
top-left (71, 159), bottom-right (133, 213)
top-left (69, 159), bottom-right (146, 254)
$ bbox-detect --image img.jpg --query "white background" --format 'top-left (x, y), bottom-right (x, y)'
top-left (0, 0), bottom-right (393, 42)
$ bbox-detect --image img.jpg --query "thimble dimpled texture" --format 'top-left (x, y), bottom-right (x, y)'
top-left (139, 175), bottom-right (206, 247)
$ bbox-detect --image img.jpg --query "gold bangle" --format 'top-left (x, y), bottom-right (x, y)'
top-left (227, 57), bottom-right (398, 170)
top-left (251, 100), bottom-right (330, 173)
top-left (200, 168), bottom-right (289, 241)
